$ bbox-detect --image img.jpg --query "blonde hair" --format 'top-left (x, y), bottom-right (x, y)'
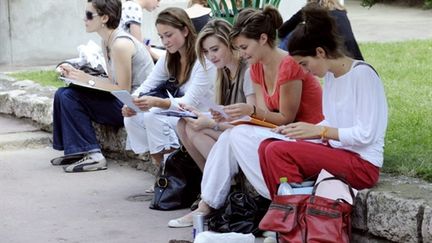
top-left (196, 19), bottom-right (240, 104)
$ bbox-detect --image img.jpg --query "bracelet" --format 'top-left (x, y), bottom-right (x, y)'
top-left (250, 105), bottom-right (256, 117)
top-left (320, 126), bottom-right (329, 140)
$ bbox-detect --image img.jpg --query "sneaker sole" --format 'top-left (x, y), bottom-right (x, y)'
top-left (63, 161), bottom-right (107, 173)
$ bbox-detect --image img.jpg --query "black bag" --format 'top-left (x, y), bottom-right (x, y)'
top-left (207, 179), bottom-right (271, 235)
top-left (140, 77), bottom-right (183, 98)
top-left (57, 61), bottom-right (107, 78)
top-left (149, 148), bottom-right (202, 210)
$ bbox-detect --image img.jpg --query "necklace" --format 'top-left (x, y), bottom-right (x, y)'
top-left (104, 29), bottom-right (116, 60)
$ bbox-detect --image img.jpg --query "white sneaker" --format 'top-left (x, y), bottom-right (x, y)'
top-left (63, 154), bottom-right (107, 173)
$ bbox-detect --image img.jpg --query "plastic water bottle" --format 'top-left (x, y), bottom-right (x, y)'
top-left (277, 177), bottom-right (294, 195)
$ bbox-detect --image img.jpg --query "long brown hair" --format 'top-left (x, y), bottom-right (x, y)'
top-left (156, 7), bottom-right (197, 85)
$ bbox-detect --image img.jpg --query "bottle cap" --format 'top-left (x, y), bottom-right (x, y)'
top-left (280, 177), bottom-right (288, 183)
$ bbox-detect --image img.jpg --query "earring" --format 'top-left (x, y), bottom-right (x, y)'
top-left (102, 23), bottom-right (105, 28)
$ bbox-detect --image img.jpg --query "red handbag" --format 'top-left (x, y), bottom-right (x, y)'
top-left (259, 177), bottom-right (354, 243)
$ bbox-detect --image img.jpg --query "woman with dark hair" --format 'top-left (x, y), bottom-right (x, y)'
top-left (259, 3), bottom-right (387, 199)
top-left (52, 0), bottom-right (154, 172)
top-left (278, 0), bottom-right (364, 60)
top-left (168, 5), bottom-right (323, 228)
top-left (122, 7), bottom-right (216, 169)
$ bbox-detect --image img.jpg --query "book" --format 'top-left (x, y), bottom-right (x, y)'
top-left (229, 116), bottom-right (277, 128)
top-left (60, 77), bottom-right (110, 93)
top-left (111, 90), bottom-right (142, 113)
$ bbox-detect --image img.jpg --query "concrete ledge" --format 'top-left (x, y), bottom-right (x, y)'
top-left (1, 74), bottom-right (432, 242)
top-left (0, 75), bottom-right (154, 173)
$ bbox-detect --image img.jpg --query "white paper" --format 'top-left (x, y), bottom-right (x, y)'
top-left (253, 126), bottom-right (293, 141)
top-left (314, 169), bottom-right (358, 205)
top-left (111, 90), bottom-right (142, 113)
top-left (198, 96), bottom-right (229, 119)
top-left (166, 90), bottom-right (182, 110)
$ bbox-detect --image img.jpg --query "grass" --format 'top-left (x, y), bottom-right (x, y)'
top-left (9, 70), bottom-right (62, 88)
top-left (7, 40), bottom-right (432, 181)
top-left (359, 39), bottom-right (432, 180)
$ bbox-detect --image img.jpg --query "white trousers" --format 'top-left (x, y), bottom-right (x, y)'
top-left (201, 125), bottom-right (272, 209)
top-left (123, 112), bottom-right (180, 154)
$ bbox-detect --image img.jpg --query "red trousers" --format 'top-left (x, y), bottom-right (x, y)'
top-left (258, 139), bottom-right (380, 199)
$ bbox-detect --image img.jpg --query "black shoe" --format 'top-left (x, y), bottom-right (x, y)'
top-left (50, 153), bottom-right (85, 166)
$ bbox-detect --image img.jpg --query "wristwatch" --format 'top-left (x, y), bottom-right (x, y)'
top-left (88, 80), bottom-right (96, 87)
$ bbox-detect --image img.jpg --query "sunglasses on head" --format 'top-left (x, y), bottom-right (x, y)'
top-left (85, 11), bottom-right (99, 20)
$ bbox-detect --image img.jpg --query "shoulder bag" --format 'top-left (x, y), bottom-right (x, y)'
top-left (149, 147), bottom-right (202, 210)
top-left (259, 177), bottom-right (355, 243)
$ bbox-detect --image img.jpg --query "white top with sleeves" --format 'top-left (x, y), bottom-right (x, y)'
top-left (318, 61), bottom-right (388, 168)
top-left (133, 54), bottom-right (216, 111)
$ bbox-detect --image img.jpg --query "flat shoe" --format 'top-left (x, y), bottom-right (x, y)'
top-left (168, 218), bottom-right (193, 228)
top-left (51, 153), bottom-right (85, 166)
top-left (145, 184), bottom-right (155, 194)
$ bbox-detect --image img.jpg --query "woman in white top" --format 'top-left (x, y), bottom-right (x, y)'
top-left (122, 7), bottom-right (216, 166)
top-left (259, 4), bottom-right (388, 200)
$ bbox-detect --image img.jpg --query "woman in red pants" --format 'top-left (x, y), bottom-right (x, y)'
top-left (259, 4), bottom-right (388, 198)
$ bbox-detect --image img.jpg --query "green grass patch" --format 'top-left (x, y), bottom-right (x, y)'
top-left (9, 70), bottom-right (62, 88)
top-left (360, 39), bottom-right (432, 180)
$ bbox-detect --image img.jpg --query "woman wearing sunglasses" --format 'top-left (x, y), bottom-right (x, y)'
top-left (122, 8), bottom-right (216, 174)
top-left (51, 0), bottom-right (154, 172)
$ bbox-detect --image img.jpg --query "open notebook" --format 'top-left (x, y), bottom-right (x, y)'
top-left (229, 116), bottom-right (277, 128)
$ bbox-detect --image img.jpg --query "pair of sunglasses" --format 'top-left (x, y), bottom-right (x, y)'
top-left (85, 11), bottom-right (99, 20)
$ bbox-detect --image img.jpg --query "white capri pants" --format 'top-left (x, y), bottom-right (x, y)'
top-left (123, 111), bottom-right (180, 154)
top-left (201, 125), bottom-right (273, 209)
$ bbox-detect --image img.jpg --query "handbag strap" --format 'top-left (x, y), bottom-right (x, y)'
top-left (311, 176), bottom-right (356, 203)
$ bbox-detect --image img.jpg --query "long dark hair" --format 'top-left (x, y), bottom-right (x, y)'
top-left (288, 3), bottom-right (345, 58)
top-left (156, 7), bottom-right (197, 85)
top-left (88, 0), bottom-right (121, 29)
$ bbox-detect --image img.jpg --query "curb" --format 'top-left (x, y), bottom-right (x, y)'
top-left (1, 74), bottom-right (431, 242)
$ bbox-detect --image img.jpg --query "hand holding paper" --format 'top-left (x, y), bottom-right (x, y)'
top-left (198, 96), bottom-right (229, 119)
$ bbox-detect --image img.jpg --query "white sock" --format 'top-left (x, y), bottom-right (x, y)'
top-left (89, 152), bottom-right (105, 161)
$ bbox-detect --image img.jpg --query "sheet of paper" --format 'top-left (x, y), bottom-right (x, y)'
top-left (314, 169), bottom-right (358, 205)
top-left (111, 90), bottom-right (142, 113)
top-left (253, 126), bottom-right (293, 141)
top-left (166, 90), bottom-right (182, 110)
top-left (198, 96), bottom-right (229, 119)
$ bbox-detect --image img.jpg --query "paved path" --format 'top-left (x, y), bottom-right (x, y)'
top-left (0, 114), bottom-right (195, 243)
top-left (346, 0), bottom-right (432, 42)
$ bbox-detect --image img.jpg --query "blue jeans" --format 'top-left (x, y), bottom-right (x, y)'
top-left (52, 87), bottom-right (124, 155)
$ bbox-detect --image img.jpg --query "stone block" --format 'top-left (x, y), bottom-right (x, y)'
top-left (352, 189), bottom-right (370, 231)
top-left (422, 206), bottom-right (432, 242)
top-left (367, 191), bottom-right (423, 243)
